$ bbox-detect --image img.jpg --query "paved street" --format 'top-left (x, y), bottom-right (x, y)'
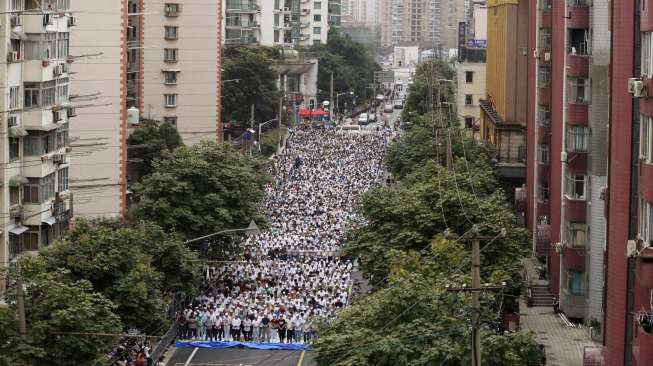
top-left (167, 347), bottom-right (317, 366)
top-left (520, 300), bottom-right (599, 366)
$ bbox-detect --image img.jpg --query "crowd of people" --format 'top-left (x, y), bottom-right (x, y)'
top-left (177, 128), bottom-right (387, 343)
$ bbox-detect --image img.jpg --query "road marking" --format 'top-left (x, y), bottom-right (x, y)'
top-left (183, 347), bottom-right (199, 366)
top-left (296, 350), bottom-right (306, 366)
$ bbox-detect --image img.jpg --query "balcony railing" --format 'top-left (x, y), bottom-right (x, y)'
top-left (224, 36), bottom-right (258, 45)
top-left (225, 1), bottom-right (260, 11)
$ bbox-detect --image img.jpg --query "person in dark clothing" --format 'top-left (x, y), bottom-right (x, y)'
top-left (278, 317), bottom-right (287, 343)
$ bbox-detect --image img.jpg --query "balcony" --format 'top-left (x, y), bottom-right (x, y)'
top-left (567, 0), bottom-right (590, 29)
top-left (562, 247), bottom-right (586, 271)
top-left (567, 104), bottom-right (588, 125)
top-left (565, 197), bottom-right (587, 222)
top-left (23, 13), bottom-right (64, 33)
top-left (514, 186), bottom-right (527, 213)
top-left (224, 36), bottom-right (258, 45)
top-left (536, 224), bottom-right (551, 256)
top-left (567, 54), bottom-right (589, 77)
top-left (225, 2), bottom-right (260, 13)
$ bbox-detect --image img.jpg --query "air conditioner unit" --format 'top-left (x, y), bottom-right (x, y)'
top-left (283, 7), bottom-right (290, 11)
top-left (544, 52), bottom-right (551, 62)
top-left (7, 51), bottom-right (19, 63)
top-left (67, 106), bottom-right (77, 118)
top-left (8, 115), bottom-right (18, 127)
top-left (68, 16), bottom-right (78, 26)
top-left (627, 240), bottom-right (638, 258)
top-left (53, 110), bottom-right (62, 122)
top-left (633, 80), bottom-right (647, 98)
top-left (10, 15), bottom-right (21, 27)
top-left (629, 77), bottom-right (642, 95)
top-left (561, 151), bottom-right (568, 163)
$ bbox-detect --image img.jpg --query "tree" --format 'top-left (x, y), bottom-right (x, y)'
top-left (0, 258), bottom-right (122, 366)
top-left (403, 59), bottom-right (456, 118)
top-left (309, 29), bottom-right (379, 106)
top-left (132, 141), bottom-right (270, 240)
top-left (37, 220), bottom-right (202, 330)
top-left (127, 121), bottom-right (183, 180)
top-left (316, 238), bottom-right (542, 366)
top-left (221, 46), bottom-right (280, 128)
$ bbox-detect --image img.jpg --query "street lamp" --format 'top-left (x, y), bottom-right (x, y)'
top-left (335, 91), bottom-right (353, 121)
top-left (184, 220), bottom-right (261, 245)
top-left (257, 118), bottom-right (278, 152)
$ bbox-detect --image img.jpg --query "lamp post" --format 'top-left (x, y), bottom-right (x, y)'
top-left (257, 118), bottom-right (278, 152)
top-left (335, 91), bottom-right (353, 122)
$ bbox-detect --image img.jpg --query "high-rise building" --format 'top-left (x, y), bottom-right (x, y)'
top-left (380, 0), bottom-right (454, 49)
top-left (141, 0), bottom-right (222, 145)
top-left (0, 0), bottom-right (75, 272)
top-left (69, 0), bottom-right (127, 220)
top-left (525, 0), bottom-right (608, 325)
top-left (438, 0), bottom-right (466, 49)
top-left (328, 0), bottom-right (342, 26)
top-left (223, 0), bottom-right (329, 47)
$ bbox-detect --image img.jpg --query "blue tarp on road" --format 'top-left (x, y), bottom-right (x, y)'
top-left (175, 341), bottom-right (312, 351)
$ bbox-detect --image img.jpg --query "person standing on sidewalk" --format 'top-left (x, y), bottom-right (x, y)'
top-left (204, 311), bottom-right (214, 341)
top-left (231, 315), bottom-right (242, 341)
top-left (261, 313), bottom-right (271, 342)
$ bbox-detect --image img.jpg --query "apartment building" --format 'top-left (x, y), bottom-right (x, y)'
top-left (439, 0), bottom-right (466, 49)
top-left (223, 0), bottom-right (329, 47)
top-left (478, 0), bottom-right (529, 183)
top-left (525, 0), bottom-right (608, 324)
top-left (380, 0), bottom-right (438, 48)
top-left (139, 1), bottom-right (221, 146)
top-left (69, 0), bottom-right (127, 220)
top-left (328, 0), bottom-right (342, 26)
top-left (341, 0), bottom-right (376, 26)
top-left (0, 0), bottom-right (75, 270)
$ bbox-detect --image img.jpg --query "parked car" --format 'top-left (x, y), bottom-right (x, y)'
top-left (384, 104), bottom-right (394, 113)
top-left (368, 113), bottom-right (377, 123)
top-left (376, 94), bottom-right (385, 101)
top-left (358, 113), bottom-right (369, 125)
top-left (394, 100), bottom-right (404, 109)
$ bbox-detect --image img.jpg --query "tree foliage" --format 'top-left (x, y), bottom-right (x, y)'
top-left (403, 59), bottom-right (456, 118)
top-left (309, 29), bottom-right (379, 104)
top-left (0, 259), bottom-right (122, 366)
top-left (221, 46), bottom-right (280, 128)
top-left (132, 141), bottom-right (270, 240)
top-left (127, 121), bottom-right (183, 180)
top-left (35, 220), bottom-right (202, 330)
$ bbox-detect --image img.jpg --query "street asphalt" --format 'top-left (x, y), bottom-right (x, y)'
top-left (167, 347), bottom-right (316, 366)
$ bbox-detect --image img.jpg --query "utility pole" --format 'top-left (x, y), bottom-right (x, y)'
top-left (250, 104), bottom-right (255, 130)
top-left (445, 229), bottom-right (506, 366)
top-left (16, 273), bottom-right (26, 336)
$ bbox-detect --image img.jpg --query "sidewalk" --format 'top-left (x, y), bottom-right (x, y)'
top-left (520, 300), bottom-right (599, 366)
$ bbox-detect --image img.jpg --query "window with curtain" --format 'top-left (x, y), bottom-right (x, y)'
top-left (641, 115), bottom-right (652, 162)
top-left (567, 125), bottom-right (588, 152)
top-left (643, 32), bottom-right (653, 77)
top-left (567, 222), bottom-right (588, 247)
top-left (566, 173), bottom-right (587, 200)
top-left (567, 270), bottom-right (584, 295)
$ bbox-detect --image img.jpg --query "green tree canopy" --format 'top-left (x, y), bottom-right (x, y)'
top-left (132, 141), bottom-right (269, 240)
top-left (221, 46), bottom-right (280, 128)
top-left (127, 121), bottom-right (183, 180)
top-left (0, 258), bottom-right (122, 366)
top-left (36, 220), bottom-right (202, 330)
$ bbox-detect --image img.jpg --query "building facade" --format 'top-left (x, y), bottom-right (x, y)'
top-left (379, 0), bottom-right (442, 48)
top-left (223, 0), bottom-right (329, 47)
top-left (0, 0), bottom-right (75, 272)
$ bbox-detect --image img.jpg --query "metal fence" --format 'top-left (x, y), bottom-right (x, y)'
top-left (151, 322), bottom-right (178, 363)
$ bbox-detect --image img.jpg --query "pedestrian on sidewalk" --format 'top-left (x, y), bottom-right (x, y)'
top-left (231, 316), bottom-right (242, 341)
top-left (252, 315), bottom-right (260, 342)
top-left (175, 311), bottom-right (187, 340)
top-left (278, 316), bottom-right (287, 343)
top-left (197, 310), bottom-right (207, 340)
top-left (243, 316), bottom-right (252, 341)
top-left (261, 314), bottom-right (271, 342)
top-left (204, 311), bottom-right (214, 341)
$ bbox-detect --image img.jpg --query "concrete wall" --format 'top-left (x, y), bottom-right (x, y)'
top-left (143, 0), bottom-right (219, 145)
top-left (70, 0), bottom-right (126, 219)
top-left (456, 62), bottom-right (486, 129)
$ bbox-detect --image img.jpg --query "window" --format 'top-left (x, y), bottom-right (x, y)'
top-left (641, 115), bottom-right (652, 163)
top-left (464, 117), bottom-right (474, 129)
top-left (10, 186), bottom-right (20, 206)
top-left (538, 144), bottom-right (550, 165)
top-left (23, 173), bottom-right (55, 203)
top-left (566, 173), bottom-right (587, 200)
top-left (9, 86), bottom-right (20, 110)
top-left (313, 27), bottom-right (321, 35)
top-left (314, 1), bottom-right (321, 10)
top-left (57, 32), bottom-right (69, 59)
top-left (314, 14), bottom-right (321, 22)
top-left (9, 138), bottom-right (20, 161)
top-left (640, 200), bottom-right (653, 245)
top-left (567, 270), bottom-right (585, 295)
top-left (164, 116), bottom-right (177, 126)
top-left (567, 125), bottom-right (589, 152)
top-left (164, 48), bottom-right (178, 63)
top-left (538, 66), bottom-right (551, 88)
top-left (567, 222), bottom-right (588, 248)
top-left (57, 167), bottom-right (68, 192)
top-left (540, 0), bottom-right (553, 9)
top-left (465, 94), bottom-right (473, 105)
top-left (165, 94), bottom-right (177, 107)
top-left (24, 81), bottom-right (57, 108)
top-left (568, 78), bottom-right (590, 104)
top-left (24, 131), bottom-right (56, 156)
top-left (165, 26), bottom-right (179, 40)
top-left (56, 125), bottom-right (68, 149)
top-left (163, 71), bottom-right (178, 84)
top-left (538, 105), bottom-right (551, 126)
top-left (24, 226), bottom-right (39, 251)
top-left (56, 78), bottom-right (68, 105)
top-left (643, 32), bottom-right (653, 77)
top-left (538, 182), bottom-right (550, 203)
top-left (165, 3), bottom-right (181, 16)
top-left (540, 28), bottom-right (552, 50)
top-left (465, 71), bottom-right (473, 83)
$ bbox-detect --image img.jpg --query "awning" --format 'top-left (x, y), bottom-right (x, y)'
top-left (25, 123), bottom-right (60, 131)
top-left (11, 32), bottom-right (28, 40)
top-left (298, 108), bottom-right (328, 117)
top-left (9, 175), bottom-right (28, 187)
top-left (42, 216), bottom-right (56, 226)
top-left (9, 225), bottom-right (28, 235)
top-left (8, 126), bottom-right (28, 138)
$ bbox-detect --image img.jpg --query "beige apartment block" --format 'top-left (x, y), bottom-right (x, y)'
top-left (457, 62), bottom-right (486, 134)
